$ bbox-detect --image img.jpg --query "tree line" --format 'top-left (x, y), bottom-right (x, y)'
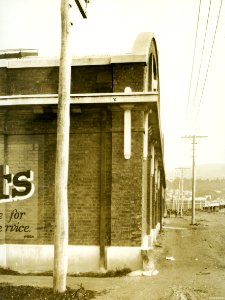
top-left (167, 178), bottom-right (225, 200)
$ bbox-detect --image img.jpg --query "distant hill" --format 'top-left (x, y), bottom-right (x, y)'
top-left (166, 177), bottom-right (225, 200)
top-left (166, 163), bottom-right (225, 179)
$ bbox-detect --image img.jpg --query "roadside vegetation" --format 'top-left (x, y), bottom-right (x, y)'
top-left (0, 283), bottom-right (99, 300)
top-left (0, 268), bottom-right (131, 299)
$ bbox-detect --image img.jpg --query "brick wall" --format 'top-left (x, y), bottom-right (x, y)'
top-left (112, 63), bottom-right (145, 92)
top-left (69, 130), bottom-right (101, 245)
top-left (0, 60), bottom-right (152, 248)
top-left (6, 68), bottom-right (59, 95)
top-left (0, 106), bottom-right (113, 246)
top-left (0, 65), bottom-right (113, 96)
top-left (0, 63), bottom-right (146, 96)
top-left (0, 69), bottom-right (7, 95)
top-left (71, 65), bottom-right (112, 93)
top-left (111, 108), bottom-right (144, 246)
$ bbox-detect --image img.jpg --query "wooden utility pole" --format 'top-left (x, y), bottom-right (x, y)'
top-left (175, 167), bottom-right (190, 216)
top-left (174, 170), bottom-right (180, 213)
top-left (53, 0), bottom-right (72, 293)
top-left (53, 0), bottom-right (89, 293)
top-left (192, 136), bottom-right (196, 224)
top-left (182, 135), bottom-right (207, 225)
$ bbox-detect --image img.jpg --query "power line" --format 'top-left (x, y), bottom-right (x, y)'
top-left (195, 0), bottom-right (224, 119)
top-left (190, 0), bottom-right (212, 120)
top-left (185, 0), bottom-right (202, 120)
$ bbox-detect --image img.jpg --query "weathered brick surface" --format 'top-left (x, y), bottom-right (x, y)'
top-left (111, 108), bottom-right (144, 246)
top-left (113, 63), bottom-right (145, 92)
top-left (69, 131), bottom-right (101, 245)
top-left (0, 63), bottom-right (146, 96)
top-left (0, 69), bottom-right (7, 95)
top-left (6, 68), bottom-right (59, 95)
top-left (0, 65), bottom-right (113, 96)
top-left (0, 54), bottom-right (161, 248)
top-left (71, 65), bottom-right (112, 93)
top-left (0, 106), bottom-right (113, 246)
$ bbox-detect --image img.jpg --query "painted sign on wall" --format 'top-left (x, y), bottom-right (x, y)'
top-left (0, 208), bottom-right (34, 238)
top-left (0, 164), bottom-right (35, 240)
top-left (0, 165), bottom-right (35, 203)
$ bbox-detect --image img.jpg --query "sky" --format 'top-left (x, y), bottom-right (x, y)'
top-left (0, 0), bottom-right (225, 177)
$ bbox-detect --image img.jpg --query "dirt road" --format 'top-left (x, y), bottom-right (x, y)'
top-left (83, 210), bottom-right (225, 299)
top-left (0, 210), bottom-right (224, 299)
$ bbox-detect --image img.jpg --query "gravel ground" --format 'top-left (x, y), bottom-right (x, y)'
top-left (0, 210), bottom-right (225, 299)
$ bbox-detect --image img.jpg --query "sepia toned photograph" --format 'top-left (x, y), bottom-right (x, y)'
top-left (0, 0), bottom-right (224, 299)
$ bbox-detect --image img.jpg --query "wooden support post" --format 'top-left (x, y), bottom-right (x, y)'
top-left (53, 0), bottom-right (72, 293)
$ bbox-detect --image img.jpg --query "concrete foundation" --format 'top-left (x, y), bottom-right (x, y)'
top-left (0, 244), bottom-right (6, 268)
top-left (0, 245), bottom-right (100, 273)
top-left (0, 244), bottom-right (145, 273)
top-left (0, 227), bottom-right (162, 274)
top-left (106, 246), bottom-right (142, 270)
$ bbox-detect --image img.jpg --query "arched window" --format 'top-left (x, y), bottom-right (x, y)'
top-left (149, 54), bottom-right (158, 91)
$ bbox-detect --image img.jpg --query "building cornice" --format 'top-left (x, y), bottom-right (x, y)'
top-left (0, 92), bottom-right (158, 106)
top-left (0, 54), bottom-right (148, 69)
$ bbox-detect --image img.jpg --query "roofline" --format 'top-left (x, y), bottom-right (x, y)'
top-left (0, 32), bottom-right (156, 68)
top-left (0, 54), bottom-right (147, 68)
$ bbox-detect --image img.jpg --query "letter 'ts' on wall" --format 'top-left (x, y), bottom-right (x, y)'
top-left (0, 165), bottom-right (35, 203)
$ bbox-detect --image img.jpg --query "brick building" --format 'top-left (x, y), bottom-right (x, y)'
top-left (0, 32), bottom-right (166, 273)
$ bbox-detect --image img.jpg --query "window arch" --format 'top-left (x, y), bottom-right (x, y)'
top-left (149, 53), bottom-right (158, 91)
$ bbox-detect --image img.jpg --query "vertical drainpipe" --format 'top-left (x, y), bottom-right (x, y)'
top-left (121, 105), bottom-right (134, 160)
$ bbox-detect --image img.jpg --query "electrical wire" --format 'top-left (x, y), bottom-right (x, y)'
top-left (185, 0), bottom-right (202, 120)
top-left (195, 0), bottom-right (224, 119)
top-left (190, 0), bottom-right (212, 119)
